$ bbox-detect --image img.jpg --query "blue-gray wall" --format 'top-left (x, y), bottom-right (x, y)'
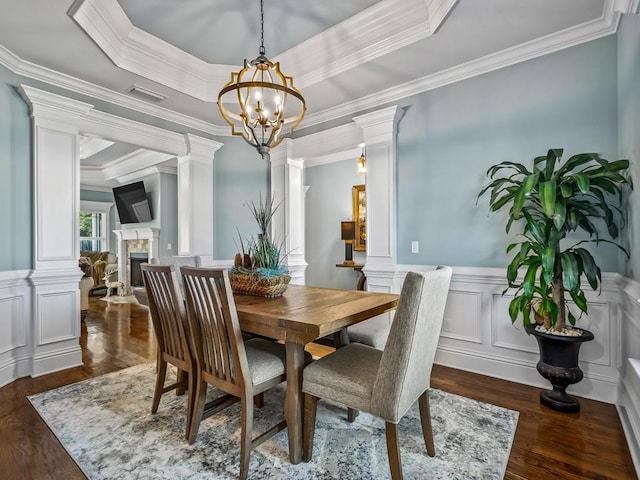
top-left (305, 161), bottom-right (366, 289)
top-left (396, 36), bottom-right (620, 270)
top-left (618, 14), bottom-right (640, 282)
top-left (0, 65), bottom-right (31, 271)
top-left (213, 136), bottom-right (270, 259)
top-left (80, 189), bottom-right (117, 252)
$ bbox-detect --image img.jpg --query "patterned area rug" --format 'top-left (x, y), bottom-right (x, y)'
top-left (29, 363), bottom-right (518, 479)
top-left (99, 295), bottom-right (139, 304)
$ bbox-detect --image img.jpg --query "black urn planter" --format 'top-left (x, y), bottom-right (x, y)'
top-left (525, 324), bottom-right (594, 413)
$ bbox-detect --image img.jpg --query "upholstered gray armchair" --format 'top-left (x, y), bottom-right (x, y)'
top-left (302, 267), bottom-right (453, 480)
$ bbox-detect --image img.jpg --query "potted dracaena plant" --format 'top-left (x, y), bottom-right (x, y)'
top-left (230, 195), bottom-right (290, 298)
top-left (478, 148), bottom-right (631, 412)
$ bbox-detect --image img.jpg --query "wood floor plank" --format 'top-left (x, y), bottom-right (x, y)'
top-left (0, 295), bottom-right (636, 479)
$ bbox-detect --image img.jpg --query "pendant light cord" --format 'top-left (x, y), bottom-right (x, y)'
top-left (259, 0), bottom-right (265, 55)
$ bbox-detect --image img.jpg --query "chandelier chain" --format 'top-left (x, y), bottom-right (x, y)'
top-left (259, 0), bottom-right (265, 55)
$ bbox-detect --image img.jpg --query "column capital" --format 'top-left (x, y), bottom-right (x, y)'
top-left (184, 133), bottom-right (224, 163)
top-left (352, 105), bottom-right (403, 145)
top-left (18, 85), bottom-right (93, 132)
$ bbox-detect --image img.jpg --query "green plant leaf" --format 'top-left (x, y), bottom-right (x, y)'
top-left (556, 153), bottom-right (597, 177)
top-left (539, 180), bottom-right (557, 217)
top-left (541, 246), bottom-right (555, 278)
top-left (553, 198), bottom-right (566, 230)
top-left (523, 265), bottom-right (538, 296)
top-left (561, 252), bottom-right (579, 291)
top-left (567, 310), bottom-right (577, 326)
top-left (574, 248), bottom-right (599, 290)
top-left (569, 290), bottom-right (588, 315)
top-left (560, 182), bottom-right (573, 198)
top-left (523, 211), bottom-right (546, 246)
top-left (512, 173), bottom-right (539, 216)
top-left (544, 149), bottom-right (562, 180)
top-left (573, 174), bottom-right (590, 193)
top-left (507, 255), bottom-right (521, 284)
top-left (508, 296), bottom-right (522, 324)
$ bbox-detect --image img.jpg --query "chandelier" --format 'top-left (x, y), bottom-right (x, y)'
top-left (217, 0), bottom-right (306, 161)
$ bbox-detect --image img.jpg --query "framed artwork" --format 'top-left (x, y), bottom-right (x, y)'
top-left (352, 184), bottom-right (366, 251)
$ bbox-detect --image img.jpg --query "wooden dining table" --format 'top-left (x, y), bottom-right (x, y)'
top-left (233, 284), bottom-right (399, 464)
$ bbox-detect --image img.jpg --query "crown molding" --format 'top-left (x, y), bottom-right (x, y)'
top-left (292, 122), bottom-right (363, 159)
top-left (102, 149), bottom-right (174, 181)
top-left (81, 109), bottom-right (187, 157)
top-left (303, 0), bottom-right (624, 128)
top-left (116, 165), bottom-right (177, 185)
top-left (427, 0), bottom-right (459, 33)
top-left (80, 183), bottom-right (114, 193)
top-left (70, 0), bottom-right (442, 99)
top-left (79, 136), bottom-right (114, 159)
top-left (1, 0), bottom-right (629, 139)
top-left (81, 148), bottom-right (174, 184)
top-left (302, 147), bottom-right (363, 169)
top-left (71, 0), bottom-right (230, 102)
top-left (0, 44), bottom-right (226, 137)
top-left (277, 0), bottom-right (438, 88)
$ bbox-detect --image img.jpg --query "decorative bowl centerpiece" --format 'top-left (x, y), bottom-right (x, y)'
top-left (229, 196), bottom-right (290, 298)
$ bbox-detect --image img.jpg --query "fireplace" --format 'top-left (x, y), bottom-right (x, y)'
top-left (114, 228), bottom-right (160, 290)
top-left (129, 253), bottom-right (149, 288)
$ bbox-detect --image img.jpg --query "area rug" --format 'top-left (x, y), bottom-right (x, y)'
top-left (99, 295), bottom-right (139, 304)
top-left (29, 363), bottom-right (518, 479)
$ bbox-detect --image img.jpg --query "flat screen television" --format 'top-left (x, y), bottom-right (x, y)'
top-left (112, 181), bottom-right (153, 224)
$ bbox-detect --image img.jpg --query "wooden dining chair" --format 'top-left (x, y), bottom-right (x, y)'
top-left (140, 263), bottom-right (196, 439)
top-left (180, 266), bottom-right (297, 480)
top-left (302, 267), bottom-right (453, 480)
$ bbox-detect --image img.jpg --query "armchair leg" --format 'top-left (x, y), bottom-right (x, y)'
top-left (385, 422), bottom-right (403, 480)
top-left (254, 392), bottom-right (264, 408)
top-left (347, 408), bottom-right (359, 423)
top-left (418, 391), bottom-right (435, 457)
top-left (302, 394), bottom-right (319, 462)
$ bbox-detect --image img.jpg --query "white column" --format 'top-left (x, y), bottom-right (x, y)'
top-left (353, 105), bottom-right (402, 293)
top-left (19, 86), bottom-right (93, 376)
top-left (271, 140), bottom-right (308, 284)
top-left (177, 134), bottom-right (223, 262)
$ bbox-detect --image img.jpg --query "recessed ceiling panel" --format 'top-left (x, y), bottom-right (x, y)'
top-left (117, 0), bottom-right (383, 64)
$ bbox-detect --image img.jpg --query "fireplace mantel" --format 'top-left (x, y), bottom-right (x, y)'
top-left (113, 228), bottom-right (160, 288)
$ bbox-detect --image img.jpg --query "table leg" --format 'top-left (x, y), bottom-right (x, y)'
top-left (285, 342), bottom-right (305, 464)
top-left (356, 270), bottom-right (366, 291)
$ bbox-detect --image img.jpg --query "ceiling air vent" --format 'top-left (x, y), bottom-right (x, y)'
top-left (125, 85), bottom-right (167, 102)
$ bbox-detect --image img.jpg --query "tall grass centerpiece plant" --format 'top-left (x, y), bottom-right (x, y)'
top-left (478, 149), bottom-right (632, 412)
top-left (230, 195), bottom-right (291, 297)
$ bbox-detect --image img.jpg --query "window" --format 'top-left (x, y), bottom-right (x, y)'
top-left (80, 200), bottom-right (113, 252)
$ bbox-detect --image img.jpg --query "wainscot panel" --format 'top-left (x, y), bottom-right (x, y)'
top-left (0, 270), bottom-right (32, 387)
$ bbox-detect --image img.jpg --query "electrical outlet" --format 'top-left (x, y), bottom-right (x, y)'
top-left (411, 241), bottom-right (419, 253)
top-left (167, 243), bottom-right (172, 250)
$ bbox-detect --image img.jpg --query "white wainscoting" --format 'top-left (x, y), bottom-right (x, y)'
top-left (0, 270), bottom-right (32, 387)
top-left (617, 277), bottom-right (640, 473)
top-left (365, 264), bottom-right (624, 404)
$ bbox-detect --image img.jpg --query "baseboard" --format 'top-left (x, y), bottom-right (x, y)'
top-left (435, 344), bottom-right (620, 404)
top-left (0, 354), bottom-right (32, 389)
top-left (31, 346), bottom-right (83, 378)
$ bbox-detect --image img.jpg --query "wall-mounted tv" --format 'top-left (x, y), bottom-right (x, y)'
top-left (112, 181), bottom-right (153, 224)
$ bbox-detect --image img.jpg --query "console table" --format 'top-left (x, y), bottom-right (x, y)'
top-left (335, 263), bottom-right (366, 290)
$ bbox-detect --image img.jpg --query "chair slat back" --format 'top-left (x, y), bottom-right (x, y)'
top-left (371, 267), bottom-right (452, 422)
top-left (141, 264), bottom-right (191, 365)
top-left (181, 267), bottom-right (249, 391)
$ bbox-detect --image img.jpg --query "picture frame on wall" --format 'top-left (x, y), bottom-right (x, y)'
top-left (352, 184), bottom-right (366, 251)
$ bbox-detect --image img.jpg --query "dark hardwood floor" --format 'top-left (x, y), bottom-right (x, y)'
top-left (0, 295), bottom-right (636, 479)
